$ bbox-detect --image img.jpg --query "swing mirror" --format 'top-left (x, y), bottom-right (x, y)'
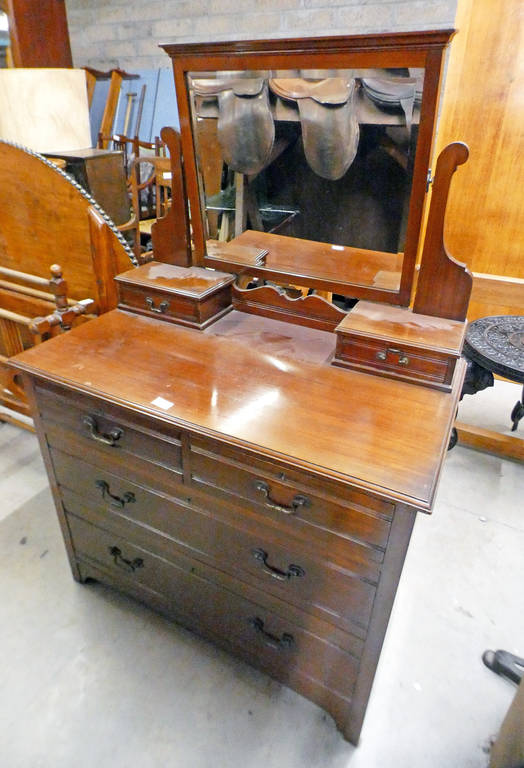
top-left (163, 31), bottom-right (453, 304)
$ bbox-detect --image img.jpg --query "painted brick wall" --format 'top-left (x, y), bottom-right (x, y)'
top-left (65, 0), bottom-right (457, 71)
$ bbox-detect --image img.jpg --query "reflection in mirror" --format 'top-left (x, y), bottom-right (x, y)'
top-left (188, 67), bottom-right (424, 289)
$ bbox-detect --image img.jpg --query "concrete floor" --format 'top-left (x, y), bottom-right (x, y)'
top-left (0, 381), bottom-right (522, 768)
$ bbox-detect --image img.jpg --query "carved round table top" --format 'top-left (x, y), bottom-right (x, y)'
top-left (464, 315), bottom-right (524, 383)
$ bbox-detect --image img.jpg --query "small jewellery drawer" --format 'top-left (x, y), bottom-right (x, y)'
top-left (332, 301), bottom-right (464, 392)
top-left (67, 513), bottom-right (360, 700)
top-left (35, 384), bottom-right (183, 474)
top-left (115, 262), bottom-right (234, 330)
top-left (190, 439), bottom-right (392, 553)
top-left (117, 283), bottom-right (232, 330)
top-left (334, 336), bottom-right (452, 385)
top-left (53, 449), bottom-right (376, 634)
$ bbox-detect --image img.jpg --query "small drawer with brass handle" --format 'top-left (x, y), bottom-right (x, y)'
top-left (376, 347), bottom-right (409, 366)
top-left (82, 415), bottom-right (123, 447)
top-left (116, 263), bottom-right (234, 330)
top-left (145, 297), bottom-right (169, 314)
top-left (35, 385), bottom-right (183, 474)
top-left (333, 334), bottom-right (453, 389)
top-left (333, 300), bottom-right (465, 391)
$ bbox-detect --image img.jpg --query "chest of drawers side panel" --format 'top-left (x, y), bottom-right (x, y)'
top-left (342, 503), bottom-right (417, 744)
top-left (20, 374), bottom-right (83, 582)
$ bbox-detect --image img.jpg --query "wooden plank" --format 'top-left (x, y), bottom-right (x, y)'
top-left (0, 308), bottom-right (31, 328)
top-left (85, 69), bottom-right (97, 108)
top-left (455, 421), bottom-right (524, 462)
top-left (0, 408), bottom-right (35, 432)
top-left (99, 70), bottom-right (124, 149)
top-left (412, 142), bottom-right (472, 320)
top-left (470, 273), bottom-right (524, 308)
top-left (6, 0), bottom-right (72, 67)
top-left (434, 0), bottom-right (524, 282)
top-left (468, 272), bottom-right (524, 322)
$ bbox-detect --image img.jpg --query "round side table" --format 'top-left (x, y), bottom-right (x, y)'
top-left (463, 315), bottom-right (524, 431)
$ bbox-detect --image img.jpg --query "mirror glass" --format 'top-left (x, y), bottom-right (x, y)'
top-left (187, 67), bottom-right (425, 292)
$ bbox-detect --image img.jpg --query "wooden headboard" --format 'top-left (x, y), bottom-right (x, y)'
top-left (0, 140), bottom-right (136, 314)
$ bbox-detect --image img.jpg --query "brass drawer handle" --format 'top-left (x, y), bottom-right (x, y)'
top-left (249, 617), bottom-right (294, 651)
top-left (82, 415), bottom-right (123, 446)
top-left (253, 480), bottom-right (310, 515)
top-left (145, 297), bottom-right (169, 314)
top-left (108, 545), bottom-right (144, 573)
top-left (251, 548), bottom-right (305, 581)
top-left (95, 480), bottom-right (136, 509)
top-left (376, 347), bottom-right (409, 366)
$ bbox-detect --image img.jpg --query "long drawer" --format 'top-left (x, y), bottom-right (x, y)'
top-left (53, 448), bottom-right (376, 635)
top-left (67, 512), bottom-right (360, 701)
top-left (190, 437), bottom-right (391, 555)
top-left (46, 424), bottom-right (381, 582)
top-left (76, 557), bottom-right (353, 732)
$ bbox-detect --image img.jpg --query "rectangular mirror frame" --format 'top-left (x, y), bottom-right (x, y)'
top-left (163, 29), bottom-right (455, 306)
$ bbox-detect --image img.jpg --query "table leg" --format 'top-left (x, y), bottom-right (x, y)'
top-left (510, 384), bottom-right (524, 431)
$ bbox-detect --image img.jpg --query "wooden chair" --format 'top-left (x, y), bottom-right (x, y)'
top-left (96, 132), bottom-right (165, 180)
top-left (0, 264), bottom-right (93, 429)
top-left (96, 132), bottom-right (135, 176)
top-left (126, 155), bottom-right (172, 261)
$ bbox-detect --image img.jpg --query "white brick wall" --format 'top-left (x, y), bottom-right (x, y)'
top-left (65, 0), bottom-right (457, 71)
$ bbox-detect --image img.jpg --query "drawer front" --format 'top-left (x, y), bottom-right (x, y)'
top-left (53, 449), bottom-right (376, 634)
top-left (336, 335), bottom-right (452, 384)
top-left (35, 384), bottom-right (183, 474)
top-left (118, 283), bottom-right (200, 325)
top-left (118, 283), bottom-right (232, 329)
top-left (67, 513), bottom-right (360, 700)
top-left (190, 440), bottom-right (391, 555)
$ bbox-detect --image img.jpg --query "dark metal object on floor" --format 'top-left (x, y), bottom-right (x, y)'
top-left (482, 650), bottom-right (524, 685)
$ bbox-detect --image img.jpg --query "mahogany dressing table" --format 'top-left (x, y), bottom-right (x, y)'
top-left (10, 31), bottom-right (474, 745)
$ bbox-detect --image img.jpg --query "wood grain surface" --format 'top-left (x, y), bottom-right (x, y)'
top-left (11, 310), bottom-right (463, 509)
top-left (434, 0), bottom-right (524, 316)
top-left (116, 262), bottom-right (234, 297)
top-left (338, 300), bottom-right (466, 353)
top-left (0, 142), bottom-right (134, 310)
top-left (225, 230), bottom-right (403, 290)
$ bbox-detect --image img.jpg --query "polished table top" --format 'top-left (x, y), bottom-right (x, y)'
top-left (12, 309), bottom-right (464, 510)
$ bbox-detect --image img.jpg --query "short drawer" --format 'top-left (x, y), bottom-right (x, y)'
top-left (53, 449), bottom-right (376, 634)
top-left (190, 439), bottom-right (391, 555)
top-left (35, 384), bottom-right (183, 474)
top-left (68, 513), bottom-right (360, 700)
top-left (117, 282), bottom-right (232, 330)
top-left (334, 335), bottom-right (455, 388)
